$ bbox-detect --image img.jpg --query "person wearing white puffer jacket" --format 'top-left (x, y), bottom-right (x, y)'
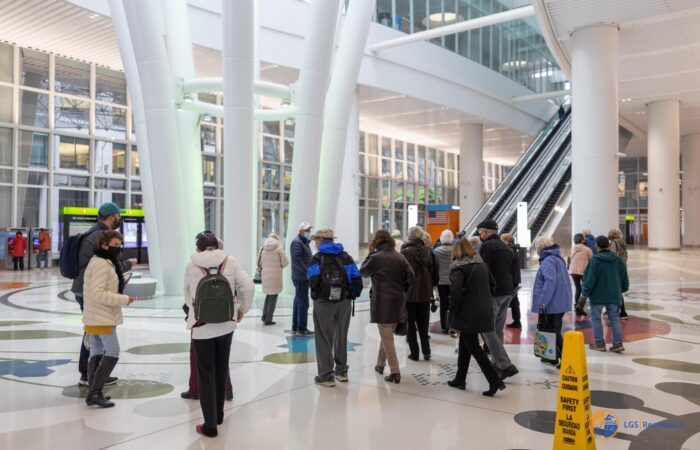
top-left (259, 232), bottom-right (289, 325)
top-left (183, 232), bottom-right (254, 438)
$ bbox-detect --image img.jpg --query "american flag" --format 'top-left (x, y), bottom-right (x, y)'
top-left (427, 210), bottom-right (447, 224)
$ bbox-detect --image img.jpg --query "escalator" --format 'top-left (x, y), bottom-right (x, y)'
top-left (463, 107), bottom-right (572, 244)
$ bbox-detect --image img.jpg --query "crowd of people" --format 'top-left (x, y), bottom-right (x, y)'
top-left (65, 201), bottom-right (631, 438)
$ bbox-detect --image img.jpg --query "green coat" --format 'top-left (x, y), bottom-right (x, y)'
top-left (581, 250), bottom-right (629, 305)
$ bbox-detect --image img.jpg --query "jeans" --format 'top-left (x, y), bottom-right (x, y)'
top-left (193, 332), bottom-right (233, 435)
top-left (89, 328), bottom-right (120, 359)
top-left (437, 285), bottom-right (450, 331)
top-left (292, 280), bottom-right (310, 331)
top-left (313, 300), bottom-right (351, 379)
top-left (492, 295), bottom-right (513, 343)
top-left (262, 294), bottom-right (278, 323)
top-left (406, 301), bottom-right (431, 358)
top-left (36, 250), bottom-right (50, 268)
top-left (571, 275), bottom-right (583, 304)
top-left (454, 332), bottom-right (500, 386)
top-left (75, 295), bottom-right (89, 377)
top-left (590, 304), bottom-right (623, 345)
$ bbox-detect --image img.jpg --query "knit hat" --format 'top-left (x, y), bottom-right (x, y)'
top-left (476, 219), bottom-right (498, 231)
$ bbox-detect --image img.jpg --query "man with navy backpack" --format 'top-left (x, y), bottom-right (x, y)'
top-left (69, 202), bottom-right (136, 386)
top-left (308, 229), bottom-right (363, 387)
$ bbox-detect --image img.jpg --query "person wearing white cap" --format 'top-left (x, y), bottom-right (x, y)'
top-left (290, 221), bottom-right (315, 336)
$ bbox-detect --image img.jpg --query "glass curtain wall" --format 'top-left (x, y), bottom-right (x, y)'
top-left (374, 0), bottom-right (566, 95)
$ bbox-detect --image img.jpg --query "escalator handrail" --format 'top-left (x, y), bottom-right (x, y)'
top-left (462, 109), bottom-right (569, 235)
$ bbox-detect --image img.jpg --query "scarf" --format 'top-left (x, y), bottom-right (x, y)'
top-left (93, 248), bottom-right (125, 294)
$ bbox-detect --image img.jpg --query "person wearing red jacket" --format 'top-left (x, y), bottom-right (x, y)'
top-left (11, 231), bottom-right (27, 271)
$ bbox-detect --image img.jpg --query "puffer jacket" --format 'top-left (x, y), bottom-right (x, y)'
top-left (531, 245), bottom-right (572, 314)
top-left (290, 234), bottom-right (313, 281)
top-left (569, 244), bottom-right (592, 276)
top-left (448, 256), bottom-right (495, 334)
top-left (260, 237), bottom-right (289, 295)
top-left (401, 239), bottom-right (433, 302)
top-left (82, 255), bottom-right (130, 326)
top-left (434, 244), bottom-right (453, 285)
top-left (308, 242), bottom-right (363, 301)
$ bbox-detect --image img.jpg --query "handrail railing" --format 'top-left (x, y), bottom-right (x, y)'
top-left (525, 142), bottom-right (571, 228)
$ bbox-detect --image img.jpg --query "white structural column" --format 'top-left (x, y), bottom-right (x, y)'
top-left (458, 124), bottom-right (483, 229)
top-left (571, 25), bottom-right (619, 236)
top-left (122, 0), bottom-right (190, 294)
top-left (648, 100), bottom-right (680, 250)
top-left (284, 0), bottom-right (342, 248)
top-left (163, 0), bottom-right (205, 242)
top-left (315, 0), bottom-right (376, 230)
top-left (682, 133), bottom-right (700, 246)
top-left (108, 0), bottom-right (163, 287)
top-left (334, 91), bottom-right (360, 259)
top-left (223, 0), bottom-right (256, 273)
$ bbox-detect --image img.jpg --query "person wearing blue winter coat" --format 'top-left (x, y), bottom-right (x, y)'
top-left (583, 229), bottom-right (597, 255)
top-left (307, 228), bottom-right (363, 387)
top-left (531, 237), bottom-right (572, 366)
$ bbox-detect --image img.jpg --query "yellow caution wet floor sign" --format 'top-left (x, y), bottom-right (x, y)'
top-left (553, 331), bottom-right (596, 449)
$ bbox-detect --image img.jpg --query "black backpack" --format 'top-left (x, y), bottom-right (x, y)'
top-left (320, 254), bottom-right (349, 302)
top-left (59, 226), bottom-right (100, 279)
top-left (193, 260), bottom-right (235, 323)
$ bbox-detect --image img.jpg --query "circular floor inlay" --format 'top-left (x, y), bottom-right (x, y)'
top-left (0, 320), bottom-right (44, 327)
top-left (0, 330), bottom-right (80, 340)
top-left (63, 379), bottom-right (174, 399)
top-left (0, 282), bottom-right (31, 290)
top-left (263, 352), bottom-right (316, 364)
top-left (132, 397), bottom-right (200, 417)
top-left (513, 410), bottom-right (555, 434)
top-left (655, 382), bottom-right (700, 407)
top-left (632, 358), bottom-right (700, 374)
top-left (125, 343), bottom-right (190, 355)
top-left (650, 314), bottom-right (685, 324)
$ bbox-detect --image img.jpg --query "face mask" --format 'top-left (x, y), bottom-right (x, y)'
top-left (108, 246), bottom-right (121, 259)
top-left (303, 232), bottom-right (311, 240)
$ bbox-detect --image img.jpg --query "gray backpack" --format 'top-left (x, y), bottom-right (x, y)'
top-left (194, 259), bottom-right (235, 323)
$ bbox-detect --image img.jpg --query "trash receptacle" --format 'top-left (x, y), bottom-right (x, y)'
top-left (517, 247), bottom-right (528, 269)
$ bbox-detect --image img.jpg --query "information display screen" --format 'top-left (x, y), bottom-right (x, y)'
top-left (123, 222), bottom-right (138, 249)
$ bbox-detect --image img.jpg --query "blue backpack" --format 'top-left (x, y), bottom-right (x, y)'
top-left (59, 226), bottom-right (100, 279)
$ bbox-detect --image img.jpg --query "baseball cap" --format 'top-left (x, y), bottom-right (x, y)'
top-left (298, 221), bottom-right (313, 232)
top-left (99, 202), bottom-right (126, 217)
top-left (476, 219), bottom-right (498, 231)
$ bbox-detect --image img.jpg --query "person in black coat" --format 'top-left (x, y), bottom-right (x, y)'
top-left (360, 230), bottom-right (415, 384)
top-left (447, 239), bottom-right (506, 397)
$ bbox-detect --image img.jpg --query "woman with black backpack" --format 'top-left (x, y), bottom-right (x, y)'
top-left (183, 232), bottom-right (254, 437)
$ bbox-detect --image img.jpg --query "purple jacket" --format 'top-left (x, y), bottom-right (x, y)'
top-left (531, 245), bottom-right (572, 314)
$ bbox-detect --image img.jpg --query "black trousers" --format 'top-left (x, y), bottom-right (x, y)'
top-left (262, 294), bottom-right (278, 323)
top-left (12, 257), bottom-right (24, 271)
top-left (76, 295), bottom-right (89, 377)
top-left (571, 274), bottom-right (583, 304)
top-left (437, 285), bottom-right (450, 330)
top-left (454, 332), bottom-right (500, 386)
top-left (406, 302), bottom-right (431, 357)
top-left (193, 332), bottom-right (233, 434)
top-left (546, 313), bottom-right (565, 360)
top-left (509, 294), bottom-right (521, 322)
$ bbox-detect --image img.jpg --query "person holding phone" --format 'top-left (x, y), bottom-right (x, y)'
top-left (82, 230), bottom-right (134, 408)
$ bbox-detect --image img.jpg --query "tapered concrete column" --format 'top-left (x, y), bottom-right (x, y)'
top-left (682, 133), bottom-right (700, 247)
top-left (647, 100), bottom-right (680, 250)
top-left (458, 124), bottom-right (483, 229)
top-left (223, 0), bottom-right (256, 273)
top-left (571, 25), bottom-right (619, 236)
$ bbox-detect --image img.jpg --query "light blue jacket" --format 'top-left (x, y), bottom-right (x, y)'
top-left (531, 245), bottom-right (572, 314)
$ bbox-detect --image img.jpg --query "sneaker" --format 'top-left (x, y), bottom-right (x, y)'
top-left (609, 343), bottom-right (625, 353)
top-left (589, 343), bottom-right (607, 352)
top-left (104, 376), bottom-right (118, 386)
top-left (78, 375), bottom-right (88, 386)
top-left (498, 365), bottom-right (519, 380)
top-left (314, 375), bottom-right (335, 387)
top-left (300, 329), bottom-right (315, 336)
top-left (335, 373), bottom-right (349, 383)
top-left (264, 321), bottom-right (276, 326)
top-left (505, 321), bottom-right (522, 329)
top-left (620, 314), bottom-right (629, 321)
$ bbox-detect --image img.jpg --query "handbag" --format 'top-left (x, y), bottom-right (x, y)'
top-left (394, 322), bottom-right (407, 336)
top-left (534, 309), bottom-right (557, 361)
top-left (253, 248), bottom-right (263, 284)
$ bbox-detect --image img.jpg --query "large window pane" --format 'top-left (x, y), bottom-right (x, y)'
top-left (55, 135), bottom-right (89, 170)
top-left (58, 189), bottom-right (89, 209)
top-left (0, 186), bottom-right (10, 227)
top-left (0, 85), bottom-right (12, 123)
top-left (20, 90), bottom-right (49, 128)
top-left (200, 124), bottom-right (216, 153)
top-left (17, 187), bottom-right (48, 227)
top-left (94, 191), bottom-right (125, 209)
top-left (95, 104), bottom-right (127, 139)
top-left (262, 163), bottom-right (280, 190)
top-left (284, 140), bottom-right (293, 164)
top-left (20, 48), bottom-right (49, 90)
top-left (0, 43), bottom-right (13, 83)
top-left (0, 127), bottom-right (12, 166)
top-left (262, 136), bottom-right (279, 162)
top-left (95, 141), bottom-right (126, 175)
top-left (55, 57), bottom-right (90, 97)
top-left (54, 95), bottom-right (89, 133)
top-left (261, 201), bottom-right (280, 238)
top-left (203, 155), bottom-right (216, 183)
top-left (262, 121), bottom-right (280, 136)
top-left (131, 194), bottom-right (143, 209)
top-left (131, 146), bottom-right (140, 176)
top-left (19, 131), bottom-right (48, 168)
top-left (204, 198), bottom-right (217, 234)
top-left (96, 67), bottom-right (127, 105)
top-left (17, 171), bottom-right (48, 186)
